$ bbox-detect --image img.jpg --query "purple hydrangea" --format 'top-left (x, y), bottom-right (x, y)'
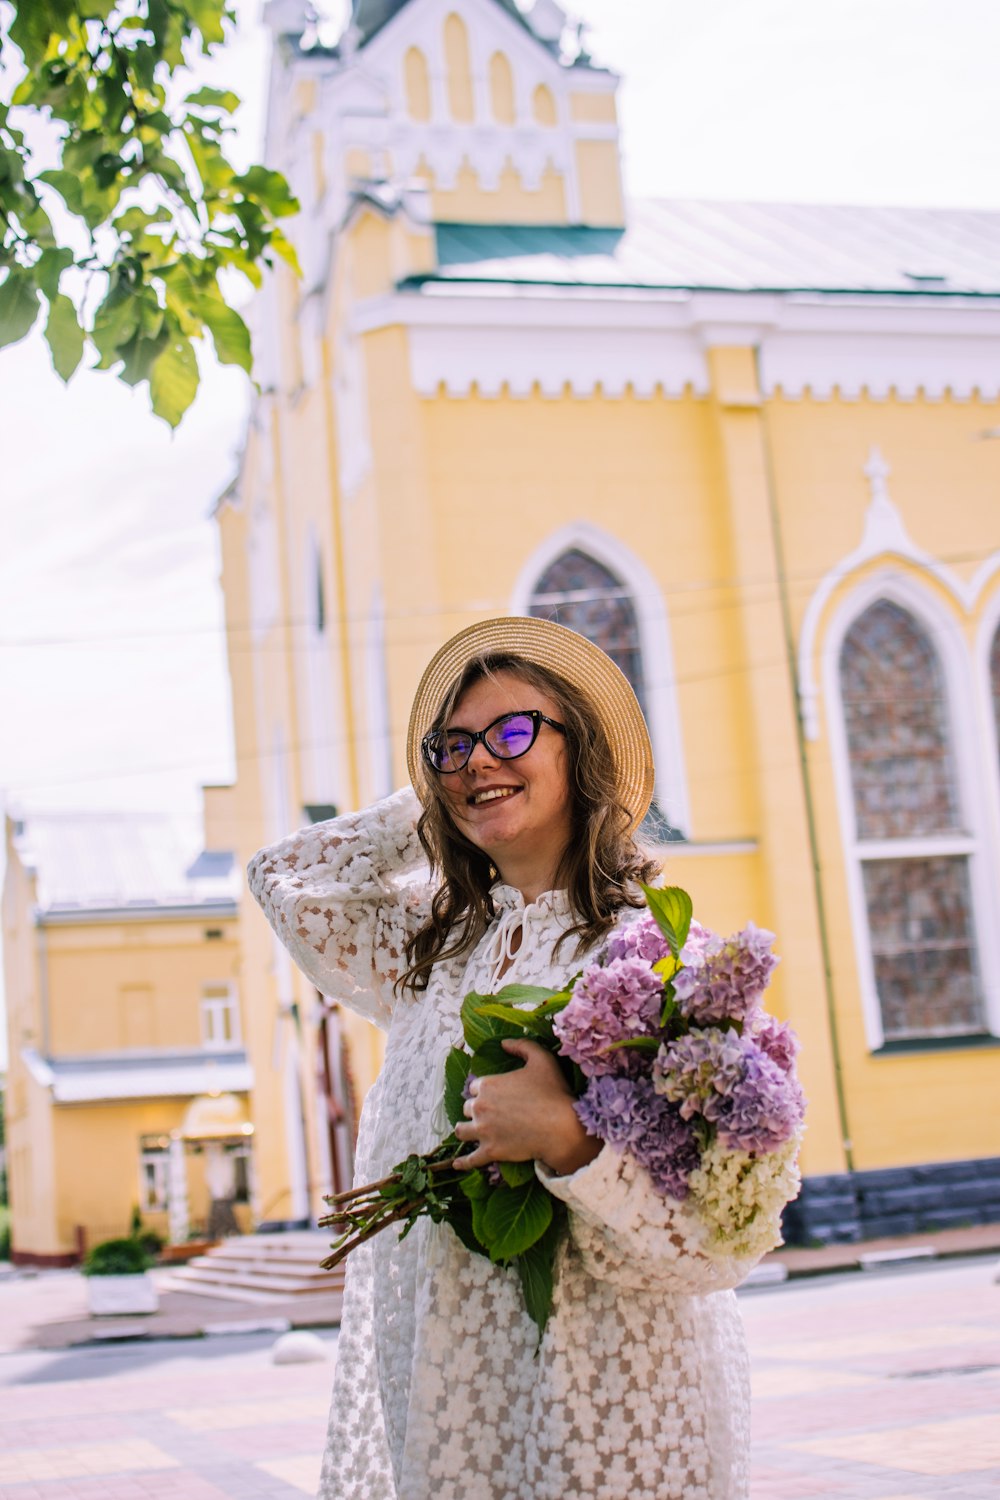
top-left (605, 914), bottom-right (672, 967)
top-left (553, 956), bottom-right (664, 1078)
top-left (655, 1028), bottom-right (805, 1155)
top-left (752, 1012), bottom-right (799, 1074)
top-left (715, 1049), bottom-right (805, 1154)
top-left (653, 1027), bottom-right (747, 1121)
top-left (575, 1075), bottom-right (700, 1200)
top-left (672, 921), bottom-right (779, 1026)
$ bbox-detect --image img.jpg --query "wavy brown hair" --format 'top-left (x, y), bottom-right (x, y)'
top-left (399, 652), bottom-right (658, 993)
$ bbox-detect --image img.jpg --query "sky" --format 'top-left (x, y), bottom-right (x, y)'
top-left (1, 0), bottom-right (999, 850)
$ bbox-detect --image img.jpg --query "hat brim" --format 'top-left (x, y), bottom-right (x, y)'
top-left (406, 616), bottom-right (655, 832)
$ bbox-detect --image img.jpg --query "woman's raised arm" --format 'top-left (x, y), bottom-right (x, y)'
top-left (247, 786), bottom-right (430, 1029)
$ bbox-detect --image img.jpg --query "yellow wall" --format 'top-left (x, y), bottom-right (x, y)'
top-left (44, 917), bottom-right (239, 1056)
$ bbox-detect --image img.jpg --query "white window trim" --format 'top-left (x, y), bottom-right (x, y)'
top-left (139, 1143), bottom-right (170, 1213)
top-left (823, 569), bottom-right (1000, 1050)
top-left (974, 585), bottom-right (1000, 909)
top-left (509, 520), bottom-right (691, 837)
top-left (200, 982), bottom-right (242, 1050)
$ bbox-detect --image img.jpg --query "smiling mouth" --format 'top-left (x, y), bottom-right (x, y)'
top-left (468, 787), bottom-right (521, 806)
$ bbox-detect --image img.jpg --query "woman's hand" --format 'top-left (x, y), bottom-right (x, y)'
top-left (453, 1038), bottom-right (602, 1177)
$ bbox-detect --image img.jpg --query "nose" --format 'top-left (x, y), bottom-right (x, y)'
top-left (465, 735), bottom-right (501, 773)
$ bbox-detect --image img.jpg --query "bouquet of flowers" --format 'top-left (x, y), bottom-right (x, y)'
top-left (320, 885), bottom-right (804, 1339)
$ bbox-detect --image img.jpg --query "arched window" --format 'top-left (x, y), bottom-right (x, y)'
top-left (990, 623), bottom-right (1000, 754)
top-left (840, 600), bottom-right (984, 1041)
top-left (528, 549), bottom-right (680, 839)
top-left (529, 548), bottom-right (646, 717)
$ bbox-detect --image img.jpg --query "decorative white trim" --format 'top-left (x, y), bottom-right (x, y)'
top-left (655, 840), bottom-right (757, 858)
top-left (798, 448), bottom-right (1000, 739)
top-left (509, 520), bottom-right (692, 836)
top-left (350, 288), bottom-right (1000, 405)
top-left (822, 571), bottom-right (1000, 1050)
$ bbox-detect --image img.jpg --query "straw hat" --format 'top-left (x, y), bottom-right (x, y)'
top-left (406, 616), bottom-right (655, 830)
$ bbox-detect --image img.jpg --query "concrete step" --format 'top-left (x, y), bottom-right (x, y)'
top-left (159, 1232), bottom-right (345, 1303)
top-left (159, 1273), bottom-right (343, 1308)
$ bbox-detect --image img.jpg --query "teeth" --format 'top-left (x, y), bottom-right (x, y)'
top-left (473, 788), bottom-right (518, 805)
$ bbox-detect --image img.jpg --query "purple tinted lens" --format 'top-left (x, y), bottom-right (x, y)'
top-left (427, 733), bottom-right (470, 769)
top-left (489, 714), bottom-right (535, 757)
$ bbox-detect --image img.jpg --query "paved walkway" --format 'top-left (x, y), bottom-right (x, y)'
top-left (0, 1256), bottom-right (997, 1497)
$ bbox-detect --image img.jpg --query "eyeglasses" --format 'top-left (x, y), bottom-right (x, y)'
top-left (421, 710), bottom-right (566, 774)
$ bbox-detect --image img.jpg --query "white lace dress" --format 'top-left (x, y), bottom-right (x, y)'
top-left (248, 788), bottom-right (769, 1500)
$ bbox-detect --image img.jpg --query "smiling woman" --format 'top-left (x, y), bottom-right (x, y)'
top-left (247, 615), bottom-right (772, 1500)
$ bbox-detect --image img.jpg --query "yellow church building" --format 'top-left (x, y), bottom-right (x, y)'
top-left (215, 0), bottom-right (1000, 1245)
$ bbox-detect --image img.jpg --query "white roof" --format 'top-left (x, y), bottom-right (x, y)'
top-left (16, 812), bottom-right (239, 916)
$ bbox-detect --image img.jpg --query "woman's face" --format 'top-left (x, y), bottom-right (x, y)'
top-left (436, 668), bottom-right (574, 882)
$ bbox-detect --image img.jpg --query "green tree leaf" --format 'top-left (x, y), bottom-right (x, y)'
top-left (641, 884), bottom-right (693, 958)
top-left (197, 294), bottom-right (251, 372)
top-left (185, 86), bottom-right (241, 113)
top-left (481, 1180), bottom-right (553, 1262)
top-left (44, 291), bottom-right (85, 380)
top-left (149, 333), bottom-right (198, 427)
top-left (0, 269), bottom-right (41, 349)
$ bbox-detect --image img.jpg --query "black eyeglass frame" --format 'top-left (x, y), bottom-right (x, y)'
top-left (421, 709), bottom-right (566, 774)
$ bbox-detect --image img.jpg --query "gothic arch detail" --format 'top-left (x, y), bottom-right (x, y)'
top-left (510, 523), bottom-right (690, 838)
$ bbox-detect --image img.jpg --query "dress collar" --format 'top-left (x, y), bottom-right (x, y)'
top-left (491, 882), bottom-right (573, 917)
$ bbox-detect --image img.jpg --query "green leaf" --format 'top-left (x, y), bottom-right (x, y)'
top-left (196, 295), bottom-right (251, 372)
top-left (0, 269), bottom-right (41, 349)
top-left (34, 246), bottom-right (74, 301)
top-left (515, 1213), bottom-right (564, 1343)
top-left (149, 334), bottom-right (199, 427)
top-left (92, 287), bottom-right (142, 360)
top-left (8, 0), bottom-right (74, 66)
top-left (443, 1047), bottom-right (473, 1128)
top-left (183, 0), bottom-right (229, 49)
top-left (481, 1180), bottom-right (553, 1262)
top-left (493, 983), bottom-right (561, 1006)
top-left (461, 992), bottom-right (524, 1052)
top-left (233, 164), bottom-right (299, 217)
top-left (268, 226), bottom-right (302, 274)
top-left (641, 884), bottom-right (693, 958)
top-left (458, 1169), bottom-right (490, 1202)
top-left (473, 1002), bottom-right (551, 1036)
top-left (37, 169), bottom-right (87, 218)
top-left (44, 292), bottom-right (84, 381)
top-left (498, 1160), bottom-right (536, 1188)
top-left (185, 86), bottom-right (241, 114)
top-left (469, 1038), bottom-right (523, 1077)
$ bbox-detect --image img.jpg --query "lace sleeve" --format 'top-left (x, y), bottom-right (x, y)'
top-left (536, 1148), bottom-right (761, 1296)
top-left (246, 786), bottom-right (431, 1030)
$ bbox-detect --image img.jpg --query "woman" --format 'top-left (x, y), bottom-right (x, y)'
top-left (249, 617), bottom-right (769, 1500)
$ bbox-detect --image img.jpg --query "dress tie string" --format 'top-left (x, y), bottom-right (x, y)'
top-left (486, 906), bottom-right (524, 990)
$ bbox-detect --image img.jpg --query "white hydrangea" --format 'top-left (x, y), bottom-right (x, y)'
top-left (687, 1130), bottom-right (804, 1262)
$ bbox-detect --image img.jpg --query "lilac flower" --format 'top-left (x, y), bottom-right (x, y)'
top-left (752, 1012), bottom-right (799, 1074)
top-left (715, 1049), bottom-right (805, 1154)
top-left (605, 914), bottom-right (672, 967)
top-left (575, 1075), bottom-right (700, 1199)
top-left (553, 957), bottom-right (664, 1077)
top-left (672, 921), bottom-right (779, 1026)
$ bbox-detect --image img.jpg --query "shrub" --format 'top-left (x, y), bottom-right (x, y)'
top-left (83, 1237), bottom-right (152, 1277)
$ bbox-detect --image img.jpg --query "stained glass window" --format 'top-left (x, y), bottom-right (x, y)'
top-left (840, 601), bottom-right (960, 841)
top-left (861, 857), bottom-right (983, 1039)
top-left (529, 550), bottom-right (647, 718)
top-left (528, 550), bottom-right (683, 840)
top-left (840, 600), bottom-right (984, 1041)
